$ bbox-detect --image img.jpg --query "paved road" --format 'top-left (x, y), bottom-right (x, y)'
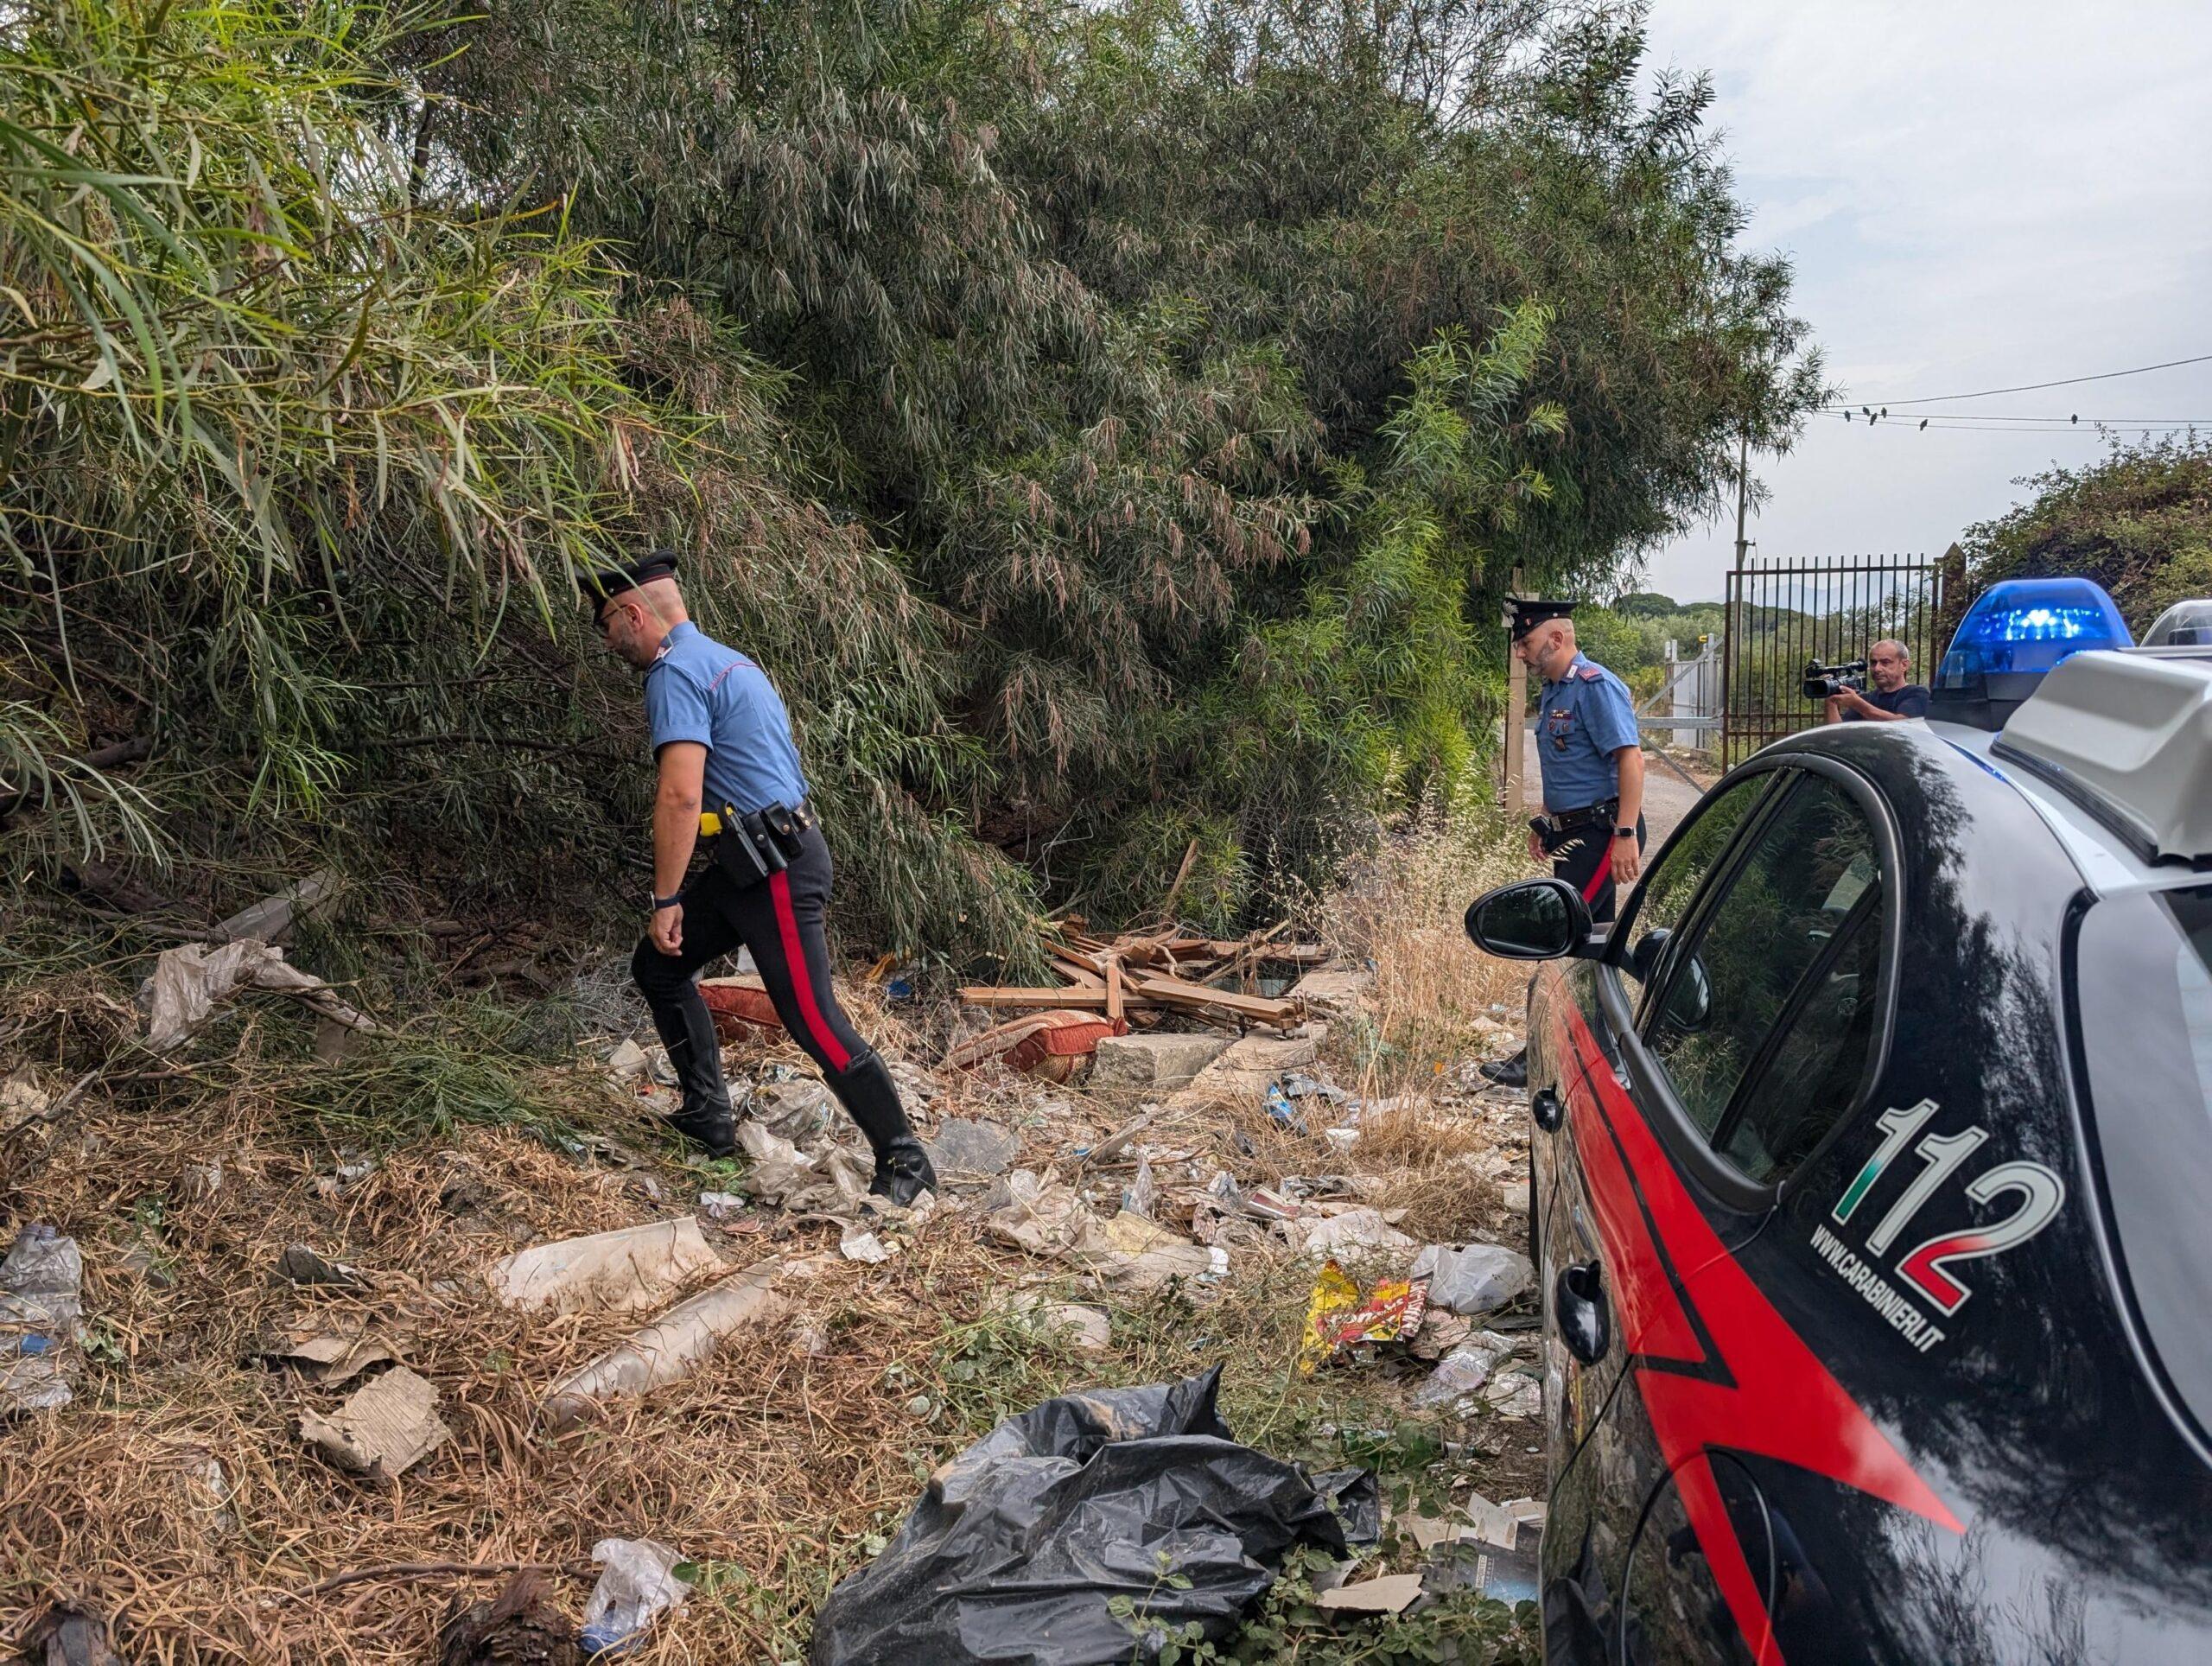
top-left (1640, 759), bottom-right (1709, 846)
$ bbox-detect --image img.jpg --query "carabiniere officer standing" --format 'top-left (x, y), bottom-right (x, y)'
top-left (1480, 598), bottom-right (1646, 1089)
top-left (582, 550), bottom-right (937, 1205)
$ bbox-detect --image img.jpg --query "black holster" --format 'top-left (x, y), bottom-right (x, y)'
top-left (712, 799), bottom-right (814, 890)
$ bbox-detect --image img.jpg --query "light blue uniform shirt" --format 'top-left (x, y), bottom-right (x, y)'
top-left (643, 622), bottom-right (810, 815)
top-left (1536, 652), bottom-right (1638, 812)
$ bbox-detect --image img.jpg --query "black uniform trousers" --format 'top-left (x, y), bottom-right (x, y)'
top-left (631, 821), bottom-right (888, 1130)
top-left (1542, 815), bottom-right (1647, 925)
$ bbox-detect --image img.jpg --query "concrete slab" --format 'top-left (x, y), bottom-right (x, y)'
top-left (1090, 1032), bottom-right (1232, 1097)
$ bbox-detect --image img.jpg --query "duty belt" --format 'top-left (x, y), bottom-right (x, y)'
top-left (701, 799), bottom-right (815, 887)
top-left (1531, 798), bottom-right (1619, 838)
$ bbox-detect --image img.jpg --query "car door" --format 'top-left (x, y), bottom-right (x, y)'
top-left (1532, 769), bottom-right (1791, 1659)
top-left (1593, 763), bottom-right (1902, 1663)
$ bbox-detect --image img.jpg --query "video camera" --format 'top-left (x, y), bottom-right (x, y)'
top-left (1802, 658), bottom-right (1867, 700)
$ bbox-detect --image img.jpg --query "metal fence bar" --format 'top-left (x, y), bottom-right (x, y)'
top-left (1719, 552), bottom-right (1944, 766)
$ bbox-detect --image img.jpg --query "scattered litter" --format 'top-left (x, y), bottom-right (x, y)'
top-left (982, 1168), bottom-right (1093, 1256)
top-left (1263, 1083), bottom-right (1307, 1132)
top-left (838, 1226), bottom-right (893, 1264)
top-left (755, 1079), bottom-right (835, 1141)
top-left (436, 1570), bottom-right (579, 1666)
top-left (1323, 1126), bottom-right (1360, 1151)
top-left (6, 1601), bottom-right (125, 1665)
top-left (1, 1224), bottom-right (83, 1414)
top-left (1499, 1180), bottom-right (1531, 1216)
top-left (808, 1365), bottom-right (1376, 1665)
top-left (270, 1243), bottom-right (364, 1289)
top-left (264, 1328), bottom-right (404, 1386)
top-left (735, 1122), bottom-right (873, 1214)
top-left (1, 1069), bottom-right (51, 1132)
top-left (1122, 1155), bottom-right (1157, 1218)
top-left (486, 1218), bottom-right (722, 1317)
top-left (921, 1117), bottom-right (1021, 1180)
top-left (1413, 1242), bottom-right (1534, 1317)
top-left (607, 1039), bottom-right (650, 1080)
top-left (1484, 1371), bottom-right (1541, 1418)
top-left (1294, 1208), bottom-right (1416, 1257)
top-left (1299, 1260), bottom-right (1428, 1373)
top-left (1280, 1071), bottom-right (1352, 1104)
top-left (211, 869), bottom-right (334, 946)
top-left (1461, 1491), bottom-right (1523, 1549)
top-left (1408, 1309), bottom-right (1473, 1360)
top-left (543, 1262), bottom-right (784, 1431)
top-left (299, 1364), bottom-right (451, 1478)
top-left (579, 1536), bottom-right (691, 1656)
top-left (1316, 1572), bottom-right (1423, 1615)
top-left (1410, 1346), bottom-right (1495, 1410)
top-left (138, 937), bottom-right (376, 1052)
top-left (696, 1191), bottom-right (747, 1222)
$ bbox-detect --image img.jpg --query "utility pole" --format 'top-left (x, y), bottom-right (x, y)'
top-left (1502, 566), bottom-right (1527, 816)
top-left (1733, 432), bottom-right (1751, 569)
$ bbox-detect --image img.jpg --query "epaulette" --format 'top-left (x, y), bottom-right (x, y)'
top-left (1577, 665), bottom-right (1605, 680)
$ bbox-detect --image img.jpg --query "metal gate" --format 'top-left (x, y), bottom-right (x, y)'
top-left (1721, 555), bottom-right (1944, 765)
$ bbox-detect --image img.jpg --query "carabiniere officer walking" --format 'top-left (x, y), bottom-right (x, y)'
top-left (1480, 598), bottom-right (1646, 1090)
top-left (582, 550), bottom-right (937, 1205)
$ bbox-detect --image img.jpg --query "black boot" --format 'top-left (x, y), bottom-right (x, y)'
top-left (828, 1049), bottom-right (938, 1205)
top-left (1479, 1050), bottom-right (1528, 1090)
top-left (631, 940), bottom-right (735, 1157)
top-left (663, 1103), bottom-right (737, 1158)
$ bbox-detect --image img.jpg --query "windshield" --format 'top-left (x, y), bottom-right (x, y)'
top-left (2072, 883), bottom-right (2212, 1430)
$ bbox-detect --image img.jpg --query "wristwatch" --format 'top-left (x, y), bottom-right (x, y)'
top-left (652, 892), bottom-right (684, 911)
top-left (1612, 826), bottom-right (1637, 840)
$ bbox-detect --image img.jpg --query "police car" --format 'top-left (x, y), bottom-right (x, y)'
top-left (1463, 577), bottom-right (2212, 1663)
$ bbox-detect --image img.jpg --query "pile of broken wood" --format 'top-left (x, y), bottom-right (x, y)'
top-left (959, 921), bottom-right (1328, 1034)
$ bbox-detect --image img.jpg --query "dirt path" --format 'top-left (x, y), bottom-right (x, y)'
top-left (1640, 758), bottom-right (1707, 846)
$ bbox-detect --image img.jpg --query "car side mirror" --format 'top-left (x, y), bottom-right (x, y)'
top-left (1628, 926), bottom-right (1672, 984)
top-left (1464, 878), bottom-right (1600, 961)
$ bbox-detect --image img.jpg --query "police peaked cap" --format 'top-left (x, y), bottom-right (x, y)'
top-left (579, 549), bottom-right (681, 618)
top-left (1505, 596), bottom-right (1578, 640)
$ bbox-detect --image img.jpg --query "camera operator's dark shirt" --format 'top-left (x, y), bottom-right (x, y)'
top-left (1844, 684), bottom-right (1929, 721)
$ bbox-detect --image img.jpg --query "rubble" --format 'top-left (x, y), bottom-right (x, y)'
top-left (1089, 1032), bottom-right (1230, 1097)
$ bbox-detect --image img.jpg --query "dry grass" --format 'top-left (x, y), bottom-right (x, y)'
top-left (0, 827), bottom-right (1548, 1663)
top-left (1313, 796), bottom-right (1536, 1099)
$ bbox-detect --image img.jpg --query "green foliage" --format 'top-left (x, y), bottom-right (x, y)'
top-left (1961, 434), bottom-right (2212, 632)
top-left (3, 0), bottom-right (1823, 962)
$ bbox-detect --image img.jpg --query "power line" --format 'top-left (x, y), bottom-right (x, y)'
top-left (1821, 409), bottom-right (2212, 424)
top-left (1843, 352), bottom-right (2212, 407)
top-left (1824, 414), bottom-right (2201, 435)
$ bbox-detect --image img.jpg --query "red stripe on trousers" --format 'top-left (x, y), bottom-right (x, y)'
top-left (1581, 855), bottom-right (1611, 904)
top-left (769, 870), bottom-right (852, 1072)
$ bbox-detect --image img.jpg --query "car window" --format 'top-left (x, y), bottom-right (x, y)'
top-left (1643, 775), bottom-right (1884, 1169)
top-left (2072, 884), bottom-right (2212, 1432)
top-left (1711, 900), bottom-right (1882, 1182)
top-left (1618, 772), bottom-right (1778, 1003)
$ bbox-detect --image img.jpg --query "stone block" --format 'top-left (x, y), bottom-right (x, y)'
top-left (1090, 1032), bottom-right (1233, 1096)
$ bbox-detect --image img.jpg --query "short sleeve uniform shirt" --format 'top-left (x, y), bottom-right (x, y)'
top-left (643, 622), bottom-right (810, 815)
top-left (1536, 652), bottom-right (1639, 813)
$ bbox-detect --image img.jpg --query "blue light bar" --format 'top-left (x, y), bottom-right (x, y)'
top-left (1939, 577), bottom-right (2133, 685)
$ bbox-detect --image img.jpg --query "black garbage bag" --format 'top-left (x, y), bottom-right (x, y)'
top-left (809, 1364), bottom-right (1377, 1665)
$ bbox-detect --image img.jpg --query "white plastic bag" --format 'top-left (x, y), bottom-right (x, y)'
top-left (579, 1536), bottom-right (691, 1656)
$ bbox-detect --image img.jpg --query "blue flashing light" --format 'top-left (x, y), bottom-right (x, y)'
top-left (1939, 577), bottom-right (2133, 689)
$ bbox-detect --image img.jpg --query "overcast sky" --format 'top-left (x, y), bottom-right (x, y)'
top-left (1636, 2), bottom-right (2212, 602)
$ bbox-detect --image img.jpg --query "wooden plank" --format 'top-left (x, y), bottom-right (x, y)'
top-left (1103, 953), bottom-right (1123, 1024)
top-left (1124, 970), bottom-right (1299, 1024)
top-left (959, 986), bottom-right (1158, 1012)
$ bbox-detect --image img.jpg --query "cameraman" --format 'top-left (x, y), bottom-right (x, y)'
top-left (1825, 639), bottom-right (1929, 723)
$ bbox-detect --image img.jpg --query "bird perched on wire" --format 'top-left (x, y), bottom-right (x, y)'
top-left (437, 1573), bottom-right (582, 1666)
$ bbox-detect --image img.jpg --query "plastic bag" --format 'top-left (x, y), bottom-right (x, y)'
top-left (579, 1537), bottom-right (691, 1656)
top-left (809, 1365), bottom-right (1376, 1665)
top-left (1412, 1243), bottom-right (1533, 1317)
